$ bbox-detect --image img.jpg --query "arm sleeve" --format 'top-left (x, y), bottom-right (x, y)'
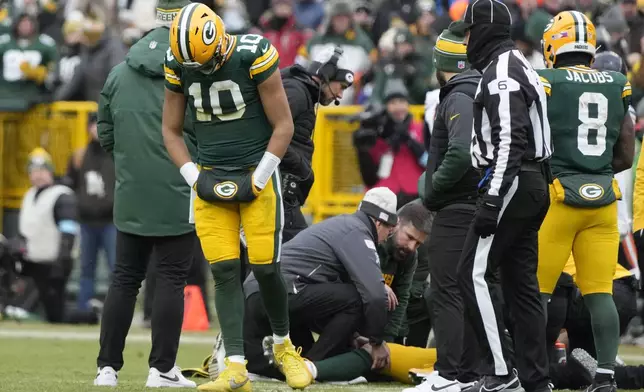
top-left (53, 193), bottom-right (78, 231)
top-left (280, 79), bottom-right (311, 177)
top-left (623, 80), bottom-right (632, 112)
top-left (335, 231), bottom-right (388, 341)
top-left (164, 48), bottom-right (184, 93)
top-left (97, 79), bottom-right (115, 154)
top-left (249, 37), bottom-right (280, 84)
top-left (481, 67), bottom-right (529, 202)
top-left (384, 254), bottom-right (417, 341)
top-left (432, 92), bottom-right (476, 192)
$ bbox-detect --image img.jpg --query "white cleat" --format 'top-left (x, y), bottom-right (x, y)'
top-left (403, 370), bottom-right (461, 392)
top-left (145, 366), bottom-right (197, 388)
top-left (208, 332), bottom-right (226, 381)
top-left (94, 366), bottom-right (118, 387)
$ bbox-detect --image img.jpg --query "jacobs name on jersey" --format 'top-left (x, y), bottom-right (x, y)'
top-left (164, 33), bottom-right (280, 167)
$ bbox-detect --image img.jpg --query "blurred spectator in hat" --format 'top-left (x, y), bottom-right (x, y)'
top-left (0, 12), bottom-right (57, 110)
top-left (54, 4), bottom-right (126, 102)
top-left (64, 113), bottom-right (116, 315)
top-left (409, 0), bottom-right (437, 59)
top-left (597, 6), bottom-right (631, 62)
top-left (251, 0), bottom-right (312, 68)
top-left (244, 0), bottom-right (271, 27)
top-left (371, 0), bottom-right (419, 45)
top-left (619, 0), bottom-right (644, 54)
top-left (353, 1), bottom-right (375, 37)
top-left (297, 0), bottom-right (376, 104)
top-left (353, 80), bottom-right (427, 207)
top-left (214, 0), bottom-right (250, 34)
top-left (370, 27), bottom-right (434, 105)
top-left (294, 0), bottom-right (325, 31)
top-left (16, 148), bottom-right (95, 324)
top-left (47, 10), bottom-right (84, 100)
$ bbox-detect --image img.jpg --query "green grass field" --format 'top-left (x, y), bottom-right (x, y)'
top-left (2, 321), bottom-right (644, 391)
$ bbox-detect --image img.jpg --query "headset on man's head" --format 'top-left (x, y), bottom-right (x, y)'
top-left (312, 46), bottom-right (353, 106)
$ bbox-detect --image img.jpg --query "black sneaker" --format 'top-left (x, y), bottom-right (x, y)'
top-left (584, 379), bottom-right (616, 392)
top-left (477, 369), bottom-right (525, 392)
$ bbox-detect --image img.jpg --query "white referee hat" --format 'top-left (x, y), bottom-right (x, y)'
top-left (358, 187), bottom-right (398, 226)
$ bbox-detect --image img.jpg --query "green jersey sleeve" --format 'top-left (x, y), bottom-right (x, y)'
top-left (38, 34), bottom-right (57, 66)
top-left (164, 48), bottom-right (183, 93)
top-left (240, 35), bottom-right (279, 85)
top-left (622, 79), bottom-right (632, 113)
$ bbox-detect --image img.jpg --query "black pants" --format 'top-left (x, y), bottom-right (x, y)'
top-left (20, 259), bottom-right (72, 323)
top-left (458, 170), bottom-right (550, 391)
top-left (282, 202), bottom-right (308, 244)
top-left (428, 205), bottom-right (480, 382)
top-left (404, 294), bottom-right (432, 348)
top-left (244, 283), bottom-right (362, 379)
top-left (144, 246), bottom-right (211, 322)
top-left (97, 230), bottom-right (195, 372)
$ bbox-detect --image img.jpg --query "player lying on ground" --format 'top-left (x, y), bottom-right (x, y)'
top-left (161, 3), bottom-right (311, 391)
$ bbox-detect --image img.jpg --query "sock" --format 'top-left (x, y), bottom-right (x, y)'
top-left (252, 263), bottom-right (289, 336)
top-left (210, 260), bottom-right (245, 357)
top-left (306, 361), bottom-right (318, 379)
top-left (584, 293), bottom-right (619, 373)
top-left (273, 333), bottom-right (289, 345)
top-left (227, 355), bottom-right (245, 364)
top-left (313, 349), bottom-right (372, 381)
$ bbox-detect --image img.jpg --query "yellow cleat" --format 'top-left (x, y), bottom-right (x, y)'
top-left (197, 359), bottom-right (251, 392)
top-left (272, 338), bottom-right (313, 389)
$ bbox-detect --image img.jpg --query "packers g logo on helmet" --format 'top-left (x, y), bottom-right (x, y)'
top-left (541, 11), bottom-right (596, 68)
top-left (170, 3), bottom-right (227, 72)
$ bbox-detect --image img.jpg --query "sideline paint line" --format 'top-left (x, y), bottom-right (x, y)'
top-left (3, 329), bottom-right (644, 363)
top-left (0, 329), bottom-right (214, 344)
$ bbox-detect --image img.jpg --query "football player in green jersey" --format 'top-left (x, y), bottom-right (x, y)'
top-left (161, 3), bottom-right (311, 392)
top-left (536, 11), bottom-right (634, 392)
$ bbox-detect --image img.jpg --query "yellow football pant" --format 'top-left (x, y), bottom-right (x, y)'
top-left (537, 185), bottom-right (618, 295)
top-left (194, 172), bottom-right (283, 265)
top-left (384, 344), bottom-right (437, 384)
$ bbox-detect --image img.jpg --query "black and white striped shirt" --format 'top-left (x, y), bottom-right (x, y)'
top-left (470, 49), bottom-right (552, 198)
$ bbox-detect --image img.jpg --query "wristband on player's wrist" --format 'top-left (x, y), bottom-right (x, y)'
top-left (253, 151), bottom-right (281, 190)
top-left (180, 162), bottom-right (199, 188)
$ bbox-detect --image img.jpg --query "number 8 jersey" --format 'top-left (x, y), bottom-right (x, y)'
top-left (164, 34), bottom-right (280, 167)
top-left (537, 66), bottom-right (631, 180)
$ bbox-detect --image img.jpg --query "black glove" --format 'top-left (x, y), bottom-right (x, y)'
top-left (353, 128), bottom-right (378, 150)
top-left (474, 198), bottom-right (502, 238)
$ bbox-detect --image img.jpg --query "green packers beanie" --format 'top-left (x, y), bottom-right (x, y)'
top-left (433, 23), bottom-right (469, 73)
top-left (156, 0), bottom-right (191, 27)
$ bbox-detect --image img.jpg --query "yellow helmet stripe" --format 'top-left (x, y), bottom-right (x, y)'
top-left (178, 3), bottom-right (199, 63)
top-left (570, 11), bottom-right (586, 43)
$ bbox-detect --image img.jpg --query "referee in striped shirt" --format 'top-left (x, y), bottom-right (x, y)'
top-left (452, 1), bottom-right (553, 392)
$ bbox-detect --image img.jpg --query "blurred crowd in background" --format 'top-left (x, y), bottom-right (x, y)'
top-left (1, 0), bottom-right (644, 323)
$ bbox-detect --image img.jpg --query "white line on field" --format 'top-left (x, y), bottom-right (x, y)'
top-left (3, 329), bottom-right (644, 365)
top-left (0, 329), bottom-right (215, 344)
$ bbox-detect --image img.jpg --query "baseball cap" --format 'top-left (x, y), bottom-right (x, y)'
top-left (359, 187), bottom-right (398, 226)
top-left (451, 0), bottom-right (513, 33)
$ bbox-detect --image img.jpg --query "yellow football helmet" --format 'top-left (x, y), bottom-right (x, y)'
top-left (170, 3), bottom-right (227, 73)
top-left (541, 11), bottom-right (596, 68)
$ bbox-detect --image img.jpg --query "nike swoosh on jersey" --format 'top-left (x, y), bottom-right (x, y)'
top-left (262, 43), bottom-right (269, 53)
top-left (159, 374), bottom-right (179, 382)
top-left (229, 377), bottom-right (249, 389)
top-left (431, 382), bottom-right (459, 391)
top-left (450, 113), bottom-right (460, 121)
